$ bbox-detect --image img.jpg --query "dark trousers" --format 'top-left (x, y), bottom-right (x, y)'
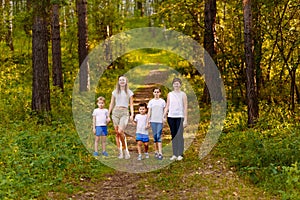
top-left (167, 117), bottom-right (184, 157)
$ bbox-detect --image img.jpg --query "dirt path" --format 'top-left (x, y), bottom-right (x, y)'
top-left (69, 70), bottom-right (279, 199)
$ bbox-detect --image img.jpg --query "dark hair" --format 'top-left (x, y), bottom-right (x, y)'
top-left (152, 88), bottom-right (161, 92)
top-left (172, 77), bottom-right (182, 84)
top-left (139, 102), bottom-right (147, 108)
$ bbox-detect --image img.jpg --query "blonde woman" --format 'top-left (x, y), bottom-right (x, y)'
top-left (108, 75), bottom-right (134, 159)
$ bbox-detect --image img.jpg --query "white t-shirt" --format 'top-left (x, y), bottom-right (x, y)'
top-left (112, 89), bottom-right (134, 107)
top-left (148, 98), bottom-right (166, 123)
top-left (134, 114), bottom-right (148, 135)
top-left (92, 108), bottom-right (108, 126)
top-left (168, 91), bottom-right (185, 118)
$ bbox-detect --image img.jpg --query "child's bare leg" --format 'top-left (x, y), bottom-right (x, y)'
top-left (94, 136), bottom-right (100, 152)
top-left (101, 136), bottom-right (106, 152)
top-left (137, 141), bottom-right (142, 155)
top-left (155, 142), bottom-right (158, 153)
top-left (158, 142), bottom-right (163, 155)
top-left (144, 142), bottom-right (149, 153)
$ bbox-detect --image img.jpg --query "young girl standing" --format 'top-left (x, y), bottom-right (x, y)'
top-left (147, 88), bottom-right (166, 160)
top-left (108, 75), bottom-right (134, 159)
top-left (164, 78), bottom-right (188, 161)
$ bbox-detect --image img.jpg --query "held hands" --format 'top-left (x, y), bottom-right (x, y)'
top-left (130, 114), bottom-right (134, 122)
top-left (183, 119), bottom-right (188, 128)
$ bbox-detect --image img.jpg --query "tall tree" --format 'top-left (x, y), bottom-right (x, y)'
top-left (3, 0), bottom-right (14, 51)
top-left (202, 0), bottom-right (223, 103)
top-left (51, 2), bottom-right (64, 91)
top-left (243, 0), bottom-right (259, 126)
top-left (76, 0), bottom-right (90, 91)
top-left (32, 0), bottom-right (51, 112)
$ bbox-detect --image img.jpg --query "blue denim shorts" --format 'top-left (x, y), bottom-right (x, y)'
top-left (136, 133), bottom-right (149, 142)
top-left (150, 122), bottom-right (163, 143)
top-left (95, 126), bottom-right (108, 136)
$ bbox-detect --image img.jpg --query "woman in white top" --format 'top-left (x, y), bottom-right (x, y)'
top-left (164, 78), bottom-right (188, 161)
top-left (108, 75), bottom-right (134, 159)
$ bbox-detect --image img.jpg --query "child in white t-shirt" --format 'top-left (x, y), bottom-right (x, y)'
top-left (133, 103), bottom-right (149, 160)
top-left (147, 88), bottom-right (166, 160)
top-left (92, 96), bottom-right (110, 156)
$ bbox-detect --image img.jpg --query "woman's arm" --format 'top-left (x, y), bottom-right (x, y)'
top-left (163, 93), bottom-right (170, 121)
top-left (129, 95), bottom-right (134, 122)
top-left (108, 95), bottom-right (115, 117)
top-left (183, 92), bottom-right (188, 127)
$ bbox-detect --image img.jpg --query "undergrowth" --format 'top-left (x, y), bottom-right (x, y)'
top-left (217, 102), bottom-right (300, 199)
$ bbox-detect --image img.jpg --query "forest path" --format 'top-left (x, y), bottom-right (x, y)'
top-left (69, 70), bottom-right (279, 200)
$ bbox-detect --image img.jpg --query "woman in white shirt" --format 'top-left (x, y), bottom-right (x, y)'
top-left (164, 78), bottom-right (188, 161)
top-left (108, 75), bottom-right (134, 159)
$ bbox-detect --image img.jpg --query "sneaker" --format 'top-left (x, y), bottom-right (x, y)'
top-left (177, 155), bottom-right (183, 161)
top-left (124, 150), bottom-right (130, 159)
top-left (118, 150), bottom-right (123, 159)
top-left (93, 152), bottom-right (99, 156)
top-left (102, 151), bottom-right (108, 157)
top-left (158, 154), bottom-right (163, 160)
top-left (170, 155), bottom-right (177, 161)
top-left (137, 154), bottom-right (142, 161)
top-left (145, 152), bottom-right (149, 159)
top-left (154, 152), bottom-right (159, 158)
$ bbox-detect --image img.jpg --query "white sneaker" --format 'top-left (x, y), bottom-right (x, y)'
top-left (177, 155), bottom-right (183, 161)
top-left (145, 153), bottom-right (149, 159)
top-left (124, 150), bottom-right (130, 159)
top-left (118, 149), bottom-right (123, 159)
top-left (170, 155), bottom-right (177, 161)
top-left (137, 154), bottom-right (142, 161)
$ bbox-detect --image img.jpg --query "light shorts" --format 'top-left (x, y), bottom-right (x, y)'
top-left (112, 108), bottom-right (129, 130)
top-left (136, 133), bottom-right (149, 143)
top-left (95, 126), bottom-right (108, 136)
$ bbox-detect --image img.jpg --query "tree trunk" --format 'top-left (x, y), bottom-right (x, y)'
top-left (32, 0), bottom-right (51, 112)
top-left (203, 0), bottom-right (223, 103)
top-left (4, 0), bottom-right (14, 51)
top-left (252, 0), bottom-right (263, 97)
top-left (76, 0), bottom-right (90, 92)
top-left (243, 0), bottom-right (259, 126)
top-left (51, 3), bottom-right (64, 92)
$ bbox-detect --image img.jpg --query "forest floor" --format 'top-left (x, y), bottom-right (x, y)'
top-left (62, 70), bottom-right (279, 199)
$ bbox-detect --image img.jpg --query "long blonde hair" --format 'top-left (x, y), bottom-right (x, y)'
top-left (116, 75), bottom-right (129, 94)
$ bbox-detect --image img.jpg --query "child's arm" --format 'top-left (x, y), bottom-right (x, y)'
top-left (106, 109), bottom-right (111, 124)
top-left (92, 116), bottom-right (96, 134)
top-left (146, 107), bottom-right (151, 128)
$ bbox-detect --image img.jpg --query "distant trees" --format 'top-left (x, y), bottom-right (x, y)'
top-left (1, 0), bottom-right (298, 123)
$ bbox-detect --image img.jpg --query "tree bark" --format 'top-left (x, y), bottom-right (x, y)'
top-left (243, 0), bottom-right (259, 126)
top-left (203, 0), bottom-right (223, 103)
top-left (51, 3), bottom-right (64, 92)
top-left (76, 0), bottom-right (90, 92)
top-left (32, 0), bottom-right (51, 112)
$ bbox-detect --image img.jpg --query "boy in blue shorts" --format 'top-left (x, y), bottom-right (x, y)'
top-left (133, 103), bottom-right (149, 160)
top-left (92, 96), bottom-right (110, 156)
